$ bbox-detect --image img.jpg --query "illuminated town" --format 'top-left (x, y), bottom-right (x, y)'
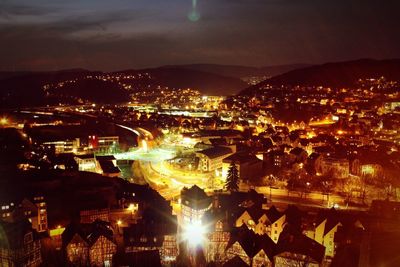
top-left (1, 1), bottom-right (400, 267)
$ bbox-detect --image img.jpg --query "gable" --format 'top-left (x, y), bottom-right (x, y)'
top-left (227, 241), bottom-right (247, 256)
top-left (258, 214), bottom-right (269, 224)
top-left (68, 233), bottom-right (88, 247)
top-left (236, 211), bottom-right (252, 226)
top-left (254, 248), bottom-right (272, 262)
top-left (90, 235), bottom-right (116, 249)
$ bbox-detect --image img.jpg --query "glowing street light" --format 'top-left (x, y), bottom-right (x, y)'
top-left (183, 221), bottom-right (206, 247)
top-left (127, 203), bottom-right (135, 211)
top-left (0, 117), bottom-right (8, 125)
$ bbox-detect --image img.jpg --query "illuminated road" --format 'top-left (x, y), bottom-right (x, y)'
top-left (255, 186), bottom-right (367, 211)
top-left (114, 147), bottom-right (176, 162)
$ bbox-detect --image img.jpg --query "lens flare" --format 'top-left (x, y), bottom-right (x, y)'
top-left (183, 221), bottom-right (206, 246)
top-left (188, 0), bottom-right (200, 22)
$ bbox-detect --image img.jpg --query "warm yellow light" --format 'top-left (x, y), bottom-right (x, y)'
top-left (127, 203), bottom-right (136, 212)
top-left (0, 117), bottom-right (8, 125)
top-left (117, 220), bottom-right (122, 226)
top-left (49, 227), bottom-right (65, 237)
top-left (184, 221), bottom-right (206, 247)
top-left (141, 139), bottom-right (148, 152)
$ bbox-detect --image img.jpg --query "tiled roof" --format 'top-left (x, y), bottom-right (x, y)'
top-left (197, 146), bottom-right (232, 159)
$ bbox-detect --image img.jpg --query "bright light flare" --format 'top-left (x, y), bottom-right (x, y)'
top-left (0, 117), bottom-right (8, 125)
top-left (141, 139), bottom-right (148, 152)
top-left (183, 221), bottom-right (206, 247)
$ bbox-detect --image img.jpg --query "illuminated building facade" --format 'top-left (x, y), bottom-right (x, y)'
top-left (62, 220), bottom-right (117, 267)
top-left (43, 138), bottom-right (80, 154)
top-left (89, 136), bottom-right (119, 153)
top-left (180, 185), bottom-right (212, 224)
top-left (196, 146), bottom-right (234, 172)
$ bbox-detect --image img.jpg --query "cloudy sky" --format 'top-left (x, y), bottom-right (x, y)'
top-left (1, 0), bottom-right (400, 71)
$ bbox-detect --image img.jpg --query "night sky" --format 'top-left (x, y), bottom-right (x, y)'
top-left (1, 0), bottom-right (400, 71)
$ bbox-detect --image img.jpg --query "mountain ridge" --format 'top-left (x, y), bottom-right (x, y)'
top-left (159, 63), bottom-right (311, 78)
top-left (239, 58), bottom-right (400, 95)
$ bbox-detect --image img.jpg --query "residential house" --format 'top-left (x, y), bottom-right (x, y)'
top-left (0, 220), bottom-right (42, 267)
top-left (123, 219), bottom-right (178, 264)
top-left (62, 220), bottom-right (117, 267)
top-left (274, 225), bottom-right (325, 267)
top-left (196, 146), bottom-right (234, 172)
top-left (224, 226), bottom-right (275, 267)
top-left (306, 208), bottom-right (365, 258)
top-left (235, 206), bottom-right (286, 243)
top-left (203, 209), bottom-right (231, 263)
top-left (181, 185), bottom-right (212, 225)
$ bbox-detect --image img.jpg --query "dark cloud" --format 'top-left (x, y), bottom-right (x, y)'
top-left (0, 3), bottom-right (54, 17)
top-left (0, 0), bottom-right (400, 71)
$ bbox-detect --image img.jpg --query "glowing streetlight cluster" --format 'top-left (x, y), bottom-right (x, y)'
top-left (183, 220), bottom-right (206, 247)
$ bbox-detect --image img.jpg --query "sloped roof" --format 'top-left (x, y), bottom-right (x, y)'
top-left (266, 206), bottom-right (282, 223)
top-left (276, 225), bottom-right (325, 264)
top-left (197, 146), bottom-right (232, 159)
top-left (74, 154), bottom-right (95, 160)
top-left (98, 160), bottom-right (120, 174)
top-left (225, 225), bottom-right (275, 261)
top-left (123, 222), bottom-right (169, 248)
top-left (181, 185), bottom-right (211, 210)
top-left (0, 219), bottom-right (38, 250)
top-left (316, 208), bottom-right (365, 236)
top-left (62, 219), bottom-right (115, 248)
top-left (223, 152), bottom-right (261, 164)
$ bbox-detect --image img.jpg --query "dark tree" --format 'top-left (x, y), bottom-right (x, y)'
top-left (225, 162), bottom-right (239, 192)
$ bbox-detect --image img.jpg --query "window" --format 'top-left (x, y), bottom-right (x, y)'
top-left (24, 232), bottom-right (33, 244)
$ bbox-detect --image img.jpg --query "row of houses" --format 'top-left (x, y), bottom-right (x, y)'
top-left (180, 185), bottom-right (367, 266)
top-left (0, 176), bottom-right (179, 267)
